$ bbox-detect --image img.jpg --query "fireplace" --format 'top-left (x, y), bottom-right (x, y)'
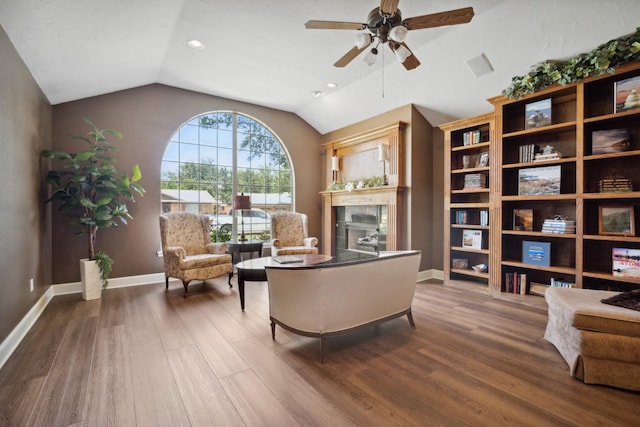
top-left (336, 206), bottom-right (387, 260)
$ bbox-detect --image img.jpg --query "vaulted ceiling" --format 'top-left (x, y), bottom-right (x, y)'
top-left (1, 0), bottom-right (638, 134)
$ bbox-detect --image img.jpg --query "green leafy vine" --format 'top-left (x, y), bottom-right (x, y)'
top-left (503, 27), bottom-right (640, 99)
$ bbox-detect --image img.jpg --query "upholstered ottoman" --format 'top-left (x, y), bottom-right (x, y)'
top-left (544, 287), bottom-right (640, 391)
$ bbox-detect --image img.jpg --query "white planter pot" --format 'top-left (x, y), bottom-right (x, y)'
top-left (80, 258), bottom-right (102, 300)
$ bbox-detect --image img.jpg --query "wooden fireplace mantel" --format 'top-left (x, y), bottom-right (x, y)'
top-left (321, 122), bottom-right (407, 255)
top-left (321, 185), bottom-right (406, 255)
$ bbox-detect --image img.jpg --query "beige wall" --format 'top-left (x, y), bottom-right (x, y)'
top-left (321, 104), bottom-right (442, 272)
top-left (0, 26), bottom-right (52, 342)
top-left (51, 84), bottom-right (323, 283)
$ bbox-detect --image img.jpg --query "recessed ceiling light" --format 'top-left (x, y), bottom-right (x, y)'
top-left (311, 90), bottom-right (323, 98)
top-left (327, 82), bottom-right (337, 88)
top-left (187, 39), bottom-right (205, 50)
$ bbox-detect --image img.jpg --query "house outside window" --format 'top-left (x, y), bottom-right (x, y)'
top-left (161, 112), bottom-right (293, 241)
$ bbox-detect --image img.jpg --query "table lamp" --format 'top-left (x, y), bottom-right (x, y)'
top-left (234, 193), bottom-right (251, 241)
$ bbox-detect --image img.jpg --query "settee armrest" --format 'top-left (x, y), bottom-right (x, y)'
top-left (303, 237), bottom-right (318, 248)
top-left (164, 246), bottom-right (186, 260)
top-left (270, 238), bottom-right (282, 249)
top-left (206, 242), bottom-right (229, 255)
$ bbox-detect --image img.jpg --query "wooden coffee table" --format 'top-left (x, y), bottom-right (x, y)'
top-left (235, 254), bottom-right (332, 311)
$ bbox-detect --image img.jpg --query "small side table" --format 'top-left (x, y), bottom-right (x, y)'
top-left (227, 240), bottom-right (264, 264)
top-left (227, 240), bottom-right (264, 285)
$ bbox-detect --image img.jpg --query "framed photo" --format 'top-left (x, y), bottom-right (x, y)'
top-left (599, 206), bottom-right (635, 236)
top-left (612, 248), bottom-right (640, 278)
top-left (591, 128), bottom-right (630, 154)
top-left (513, 208), bottom-right (533, 231)
top-left (614, 75), bottom-right (640, 113)
top-left (518, 165), bottom-right (561, 195)
top-left (477, 151), bottom-right (490, 167)
top-left (452, 258), bottom-right (469, 269)
top-left (525, 98), bottom-right (552, 129)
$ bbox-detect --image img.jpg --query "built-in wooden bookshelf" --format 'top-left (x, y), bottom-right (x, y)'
top-left (441, 113), bottom-right (494, 289)
top-left (490, 61), bottom-right (640, 295)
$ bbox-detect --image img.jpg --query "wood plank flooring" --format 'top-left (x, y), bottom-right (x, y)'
top-left (0, 278), bottom-right (639, 426)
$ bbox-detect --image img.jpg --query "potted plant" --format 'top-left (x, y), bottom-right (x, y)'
top-left (42, 118), bottom-right (144, 300)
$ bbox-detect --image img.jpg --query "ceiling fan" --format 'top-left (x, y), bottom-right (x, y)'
top-left (305, 0), bottom-right (474, 70)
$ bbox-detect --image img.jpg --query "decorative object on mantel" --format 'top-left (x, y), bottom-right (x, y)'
top-left (331, 154), bottom-right (340, 183)
top-left (325, 176), bottom-right (386, 192)
top-left (503, 27), bottom-right (640, 99)
top-left (378, 143), bottom-right (389, 185)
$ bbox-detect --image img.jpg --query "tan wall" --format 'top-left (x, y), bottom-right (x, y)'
top-left (51, 84), bottom-right (323, 283)
top-left (0, 25), bottom-right (52, 342)
top-left (321, 104), bottom-right (440, 272)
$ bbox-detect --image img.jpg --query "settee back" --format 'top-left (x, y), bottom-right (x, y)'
top-left (265, 250), bottom-right (421, 334)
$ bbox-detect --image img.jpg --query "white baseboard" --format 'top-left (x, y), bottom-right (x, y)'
top-left (0, 272), bottom-right (166, 370)
top-left (417, 269), bottom-right (444, 282)
top-left (0, 286), bottom-right (55, 369)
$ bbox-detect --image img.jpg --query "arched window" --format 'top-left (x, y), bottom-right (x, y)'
top-left (161, 112), bottom-right (293, 241)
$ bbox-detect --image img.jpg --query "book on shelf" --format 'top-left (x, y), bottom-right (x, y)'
top-left (462, 129), bottom-right (482, 146)
top-left (463, 173), bottom-right (487, 189)
top-left (518, 144), bottom-right (540, 163)
top-left (462, 229), bottom-right (483, 249)
top-left (598, 177), bottom-right (633, 193)
top-left (522, 241), bottom-right (551, 267)
top-left (542, 217), bottom-right (576, 234)
top-left (480, 209), bottom-right (489, 226)
top-left (529, 282), bottom-right (548, 296)
top-left (533, 151), bottom-right (563, 162)
top-left (612, 247), bottom-right (640, 278)
top-left (455, 210), bottom-right (468, 224)
top-left (504, 271), bottom-right (527, 294)
top-left (550, 277), bottom-right (574, 288)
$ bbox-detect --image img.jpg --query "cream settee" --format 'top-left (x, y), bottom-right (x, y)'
top-left (265, 250), bottom-right (421, 362)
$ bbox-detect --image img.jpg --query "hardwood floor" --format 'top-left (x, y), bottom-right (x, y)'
top-left (0, 278), bottom-right (638, 426)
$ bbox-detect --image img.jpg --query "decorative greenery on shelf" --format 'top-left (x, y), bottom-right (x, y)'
top-left (503, 27), bottom-right (640, 99)
top-left (325, 176), bottom-right (386, 192)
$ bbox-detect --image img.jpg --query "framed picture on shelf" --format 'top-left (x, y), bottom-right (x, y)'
top-left (599, 206), bottom-right (635, 236)
top-left (612, 248), bottom-right (640, 278)
top-left (518, 165), bottom-right (561, 195)
top-left (477, 151), bottom-right (490, 167)
top-left (614, 75), bottom-right (640, 113)
top-left (525, 98), bottom-right (552, 129)
top-left (452, 258), bottom-right (469, 269)
top-left (591, 129), bottom-right (630, 154)
top-left (462, 229), bottom-right (482, 249)
top-left (513, 208), bottom-right (533, 231)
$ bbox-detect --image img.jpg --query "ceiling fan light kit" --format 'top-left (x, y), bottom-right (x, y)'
top-left (305, 1), bottom-right (474, 70)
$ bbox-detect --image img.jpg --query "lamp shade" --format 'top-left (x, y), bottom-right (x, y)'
top-left (378, 144), bottom-right (388, 162)
top-left (355, 33), bottom-right (371, 49)
top-left (331, 155), bottom-right (340, 171)
top-left (389, 25), bottom-right (408, 42)
top-left (234, 194), bottom-right (251, 210)
top-left (393, 44), bottom-right (412, 63)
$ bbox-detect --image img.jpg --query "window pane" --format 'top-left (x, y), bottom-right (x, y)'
top-left (180, 143), bottom-right (199, 163)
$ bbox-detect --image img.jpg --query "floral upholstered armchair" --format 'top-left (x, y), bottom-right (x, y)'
top-left (270, 212), bottom-right (319, 256)
top-left (159, 212), bottom-right (233, 296)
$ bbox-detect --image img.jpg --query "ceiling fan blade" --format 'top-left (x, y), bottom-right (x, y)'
top-left (380, 0), bottom-right (400, 15)
top-left (403, 7), bottom-right (474, 30)
top-left (334, 45), bottom-right (368, 68)
top-left (305, 20), bottom-right (366, 30)
top-left (398, 43), bottom-right (420, 70)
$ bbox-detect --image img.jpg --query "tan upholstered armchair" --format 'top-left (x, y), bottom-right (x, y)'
top-left (159, 212), bottom-right (233, 296)
top-left (270, 212), bottom-right (319, 256)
